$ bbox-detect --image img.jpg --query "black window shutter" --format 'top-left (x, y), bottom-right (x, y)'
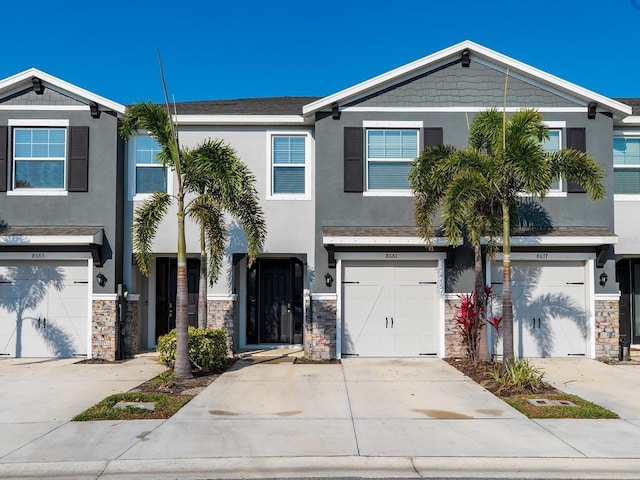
top-left (0, 126), bottom-right (7, 192)
top-left (344, 127), bottom-right (363, 192)
top-left (566, 127), bottom-right (587, 193)
top-left (424, 127), bottom-right (444, 147)
top-left (68, 126), bottom-right (89, 192)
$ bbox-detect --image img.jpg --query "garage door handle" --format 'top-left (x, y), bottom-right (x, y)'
top-left (566, 282), bottom-right (584, 285)
top-left (386, 317), bottom-right (388, 328)
top-left (538, 318), bottom-right (541, 329)
top-left (418, 281), bottom-right (437, 285)
top-left (391, 317), bottom-right (394, 328)
top-left (342, 281), bottom-right (360, 284)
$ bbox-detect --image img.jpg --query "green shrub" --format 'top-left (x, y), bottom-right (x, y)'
top-left (488, 358), bottom-right (545, 394)
top-left (157, 327), bottom-right (229, 373)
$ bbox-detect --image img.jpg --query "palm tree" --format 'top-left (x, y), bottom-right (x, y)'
top-left (120, 104), bottom-right (266, 378)
top-left (411, 109), bottom-right (606, 362)
top-left (410, 145), bottom-right (502, 361)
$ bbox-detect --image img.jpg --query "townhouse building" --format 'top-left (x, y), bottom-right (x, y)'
top-left (2, 41), bottom-right (639, 360)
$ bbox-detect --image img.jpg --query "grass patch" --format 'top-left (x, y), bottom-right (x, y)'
top-left (504, 393), bottom-right (619, 419)
top-left (72, 392), bottom-right (191, 421)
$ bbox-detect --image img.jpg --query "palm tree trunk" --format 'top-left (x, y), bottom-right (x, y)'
top-left (198, 226), bottom-right (208, 329)
top-left (474, 245), bottom-right (489, 362)
top-left (501, 201), bottom-right (514, 364)
top-left (174, 205), bottom-right (192, 379)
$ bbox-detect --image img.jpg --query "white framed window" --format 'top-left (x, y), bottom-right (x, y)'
top-left (7, 119), bottom-right (70, 196)
top-left (365, 128), bottom-right (418, 195)
top-left (131, 135), bottom-right (168, 198)
top-left (614, 136), bottom-right (640, 197)
top-left (542, 128), bottom-right (564, 195)
top-left (267, 131), bottom-right (311, 200)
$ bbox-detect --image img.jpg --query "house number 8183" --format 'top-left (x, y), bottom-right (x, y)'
top-left (31, 253), bottom-right (46, 259)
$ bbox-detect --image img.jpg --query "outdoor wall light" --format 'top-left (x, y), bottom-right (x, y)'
top-left (588, 102), bottom-right (597, 120)
top-left (96, 273), bottom-right (108, 287)
top-left (599, 272), bottom-right (608, 287)
top-left (324, 273), bottom-right (334, 288)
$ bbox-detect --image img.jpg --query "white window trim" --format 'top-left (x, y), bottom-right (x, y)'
top-left (128, 133), bottom-right (173, 200)
top-left (613, 133), bottom-right (640, 198)
top-left (8, 119), bottom-right (70, 194)
top-left (266, 129), bottom-right (312, 201)
top-left (364, 123), bottom-right (421, 195)
top-left (518, 126), bottom-right (566, 197)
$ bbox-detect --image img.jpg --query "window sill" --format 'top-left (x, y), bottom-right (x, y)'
top-left (7, 190), bottom-right (68, 196)
top-left (614, 194), bottom-right (640, 201)
top-left (363, 190), bottom-right (412, 197)
top-left (266, 194), bottom-right (311, 201)
top-left (518, 191), bottom-right (566, 198)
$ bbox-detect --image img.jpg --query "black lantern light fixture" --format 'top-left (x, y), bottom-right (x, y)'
top-left (96, 272), bottom-right (108, 287)
top-left (587, 102), bottom-right (597, 119)
top-left (461, 49), bottom-right (470, 67)
top-left (32, 77), bottom-right (44, 94)
top-left (331, 102), bottom-right (341, 120)
top-left (599, 271), bottom-right (608, 287)
top-left (324, 273), bottom-right (334, 287)
top-left (89, 101), bottom-right (101, 118)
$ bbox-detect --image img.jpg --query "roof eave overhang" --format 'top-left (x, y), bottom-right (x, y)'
top-left (303, 40), bottom-right (633, 119)
top-left (0, 229), bottom-right (103, 247)
top-left (482, 235), bottom-right (618, 247)
top-left (0, 68), bottom-right (126, 115)
top-left (172, 114), bottom-right (310, 126)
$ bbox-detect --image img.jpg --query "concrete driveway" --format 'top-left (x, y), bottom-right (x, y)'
top-left (0, 353), bottom-right (165, 422)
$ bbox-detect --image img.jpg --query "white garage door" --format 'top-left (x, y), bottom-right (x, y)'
top-left (0, 260), bottom-right (89, 357)
top-left (491, 260), bottom-right (587, 357)
top-left (342, 260), bottom-right (439, 357)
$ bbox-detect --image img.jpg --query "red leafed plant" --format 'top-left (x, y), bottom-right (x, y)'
top-left (454, 292), bottom-right (480, 361)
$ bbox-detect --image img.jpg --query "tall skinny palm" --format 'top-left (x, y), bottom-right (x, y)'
top-left (121, 104), bottom-right (266, 378)
top-left (411, 108), bottom-right (605, 363)
top-left (467, 108), bottom-right (605, 362)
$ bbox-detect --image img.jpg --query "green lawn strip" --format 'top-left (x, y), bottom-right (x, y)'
top-left (72, 392), bottom-right (191, 421)
top-left (503, 393), bottom-right (619, 419)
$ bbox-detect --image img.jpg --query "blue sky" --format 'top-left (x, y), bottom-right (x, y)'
top-left (2, 1), bottom-right (639, 105)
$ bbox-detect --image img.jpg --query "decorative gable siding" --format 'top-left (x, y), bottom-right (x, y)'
top-left (0, 88), bottom-right (84, 106)
top-left (347, 61), bottom-right (577, 109)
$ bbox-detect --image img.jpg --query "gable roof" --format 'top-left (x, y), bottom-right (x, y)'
top-left (303, 40), bottom-right (633, 119)
top-left (0, 68), bottom-right (125, 115)
top-left (173, 97), bottom-right (320, 115)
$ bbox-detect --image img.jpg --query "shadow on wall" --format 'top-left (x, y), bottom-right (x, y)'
top-left (0, 265), bottom-right (76, 357)
top-left (491, 262), bottom-right (587, 357)
top-left (226, 221), bottom-right (248, 290)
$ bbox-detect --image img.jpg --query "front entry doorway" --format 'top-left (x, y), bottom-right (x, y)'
top-left (246, 258), bottom-right (304, 345)
top-left (617, 259), bottom-right (640, 345)
top-left (155, 257), bottom-right (200, 342)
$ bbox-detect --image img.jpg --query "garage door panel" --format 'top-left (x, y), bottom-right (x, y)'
top-left (343, 261), bottom-right (440, 357)
top-left (0, 261), bottom-right (88, 358)
top-left (490, 260), bottom-right (587, 358)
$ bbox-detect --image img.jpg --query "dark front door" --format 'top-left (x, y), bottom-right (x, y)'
top-left (617, 259), bottom-right (640, 345)
top-left (246, 258), bottom-right (303, 345)
top-left (155, 257), bottom-right (200, 342)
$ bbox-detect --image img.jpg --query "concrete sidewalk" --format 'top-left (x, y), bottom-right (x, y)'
top-left (1, 356), bottom-right (640, 479)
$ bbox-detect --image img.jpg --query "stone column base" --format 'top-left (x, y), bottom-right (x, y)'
top-left (207, 297), bottom-right (236, 353)
top-left (305, 296), bottom-right (337, 360)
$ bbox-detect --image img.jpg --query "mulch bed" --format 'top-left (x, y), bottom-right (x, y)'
top-left (445, 357), bottom-right (558, 397)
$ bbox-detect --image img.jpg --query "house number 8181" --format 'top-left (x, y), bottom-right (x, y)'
top-left (385, 253), bottom-right (398, 259)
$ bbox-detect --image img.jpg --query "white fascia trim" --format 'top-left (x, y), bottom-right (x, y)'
top-left (92, 293), bottom-right (118, 301)
top-left (207, 293), bottom-right (238, 301)
top-left (311, 293), bottom-right (338, 300)
top-left (0, 68), bottom-right (125, 114)
top-left (544, 121), bottom-right (566, 128)
top-left (482, 235), bottom-right (618, 246)
top-left (613, 129), bottom-right (640, 136)
top-left (9, 118), bottom-right (69, 126)
top-left (344, 106), bottom-right (590, 113)
top-left (303, 40), bottom-right (632, 117)
top-left (172, 114), bottom-right (306, 125)
top-left (617, 116), bottom-right (640, 125)
top-left (614, 195), bottom-right (640, 201)
top-left (594, 293), bottom-right (621, 301)
top-left (0, 233), bottom-right (103, 246)
top-left (323, 236), bottom-right (451, 246)
top-left (0, 105), bottom-right (89, 111)
top-left (362, 120), bottom-right (424, 128)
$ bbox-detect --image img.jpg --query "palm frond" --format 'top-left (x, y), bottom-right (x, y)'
top-left (549, 149), bottom-right (606, 201)
top-left (132, 192), bottom-right (172, 276)
top-left (187, 195), bottom-right (227, 282)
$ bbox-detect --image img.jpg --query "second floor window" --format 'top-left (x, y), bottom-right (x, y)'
top-left (14, 128), bottom-right (66, 190)
top-left (614, 137), bottom-right (640, 195)
top-left (272, 135), bottom-right (306, 195)
top-left (135, 136), bottom-right (166, 194)
top-left (542, 129), bottom-right (562, 192)
top-left (366, 129), bottom-right (418, 191)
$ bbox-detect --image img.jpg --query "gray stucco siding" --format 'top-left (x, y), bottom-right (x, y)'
top-left (0, 109), bottom-right (122, 292)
